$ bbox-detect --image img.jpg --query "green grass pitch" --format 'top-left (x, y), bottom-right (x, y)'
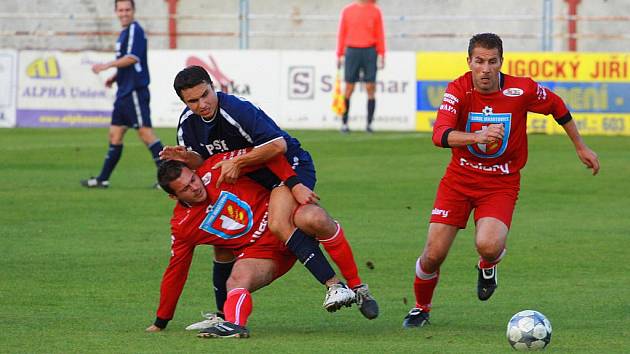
top-left (1, 128), bottom-right (629, 353)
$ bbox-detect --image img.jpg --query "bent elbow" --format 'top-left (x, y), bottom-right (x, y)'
top-left (432, 128), bottom-right (453, 148)
top-left (432, 132), bottom-right (442, 147)
top-left (273, 138), bottom-right (288, 154)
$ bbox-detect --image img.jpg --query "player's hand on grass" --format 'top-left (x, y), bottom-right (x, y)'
top-left (145, 324), bottom-right (162, 332)
top-left (576, 145), bottom-right (600, 175)
top-left (476, 124), bottom-right (504, 144)
top-left (159, 145), bottom-right (188, 162)
top-left (213, 159), bottom-right (241, 187)
top-left (291, 183), bottom-right (320, 205)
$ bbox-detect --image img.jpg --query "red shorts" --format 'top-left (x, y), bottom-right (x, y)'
top-left (234, 231), bottom-right (297, 279)
top-left (429, 171), bottom-right (520, 229)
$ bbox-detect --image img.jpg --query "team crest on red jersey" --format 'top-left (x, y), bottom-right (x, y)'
top-left (199, 191), bottom-right (254, 239)
top-left (466, 106), bottom-right (512, 158)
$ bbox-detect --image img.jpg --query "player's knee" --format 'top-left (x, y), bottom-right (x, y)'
top-left (476, 241), bottom-right (502, 261)
top-left (108, 131), bottom-right (123, 145)
top-left (421, 252), bottom-right (445, 270)
top-left (226, 272), bottom-right (252, 291)
top-left (294, 205), bottom-right (335, 236)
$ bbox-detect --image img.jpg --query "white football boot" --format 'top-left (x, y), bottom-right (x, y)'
top-left (185, 312), bottom-right (226, 331)
top-left (323, 283), bottom-right (355, 312)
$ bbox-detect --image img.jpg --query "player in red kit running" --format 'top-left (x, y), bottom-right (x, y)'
top-left (402, 33), bottom-right (600, 328)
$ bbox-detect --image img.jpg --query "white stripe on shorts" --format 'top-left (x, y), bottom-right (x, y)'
top-left (132, 90), bottom-right (143, 127)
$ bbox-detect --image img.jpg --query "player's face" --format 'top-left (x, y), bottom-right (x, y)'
top-left (467, 46), bottom-right (503, 93)
top-left (169, 167), bottom-right (207, 204)
top-left (181, 83), bottom-right (219, 120)
top-left (115, 1), bottom-right (135, 28)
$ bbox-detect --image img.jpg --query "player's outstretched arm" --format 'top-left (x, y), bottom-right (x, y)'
top-left (561, 120), bottom-right (600, 175)
top-left (91, 55), bottom-right (138, 74)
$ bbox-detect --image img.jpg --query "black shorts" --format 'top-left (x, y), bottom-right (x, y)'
top-left (246, 150), bottom-right (317, 191)
top-left (112, 87), bottom-right (152, 129)
top-left (344, 46), bottom-right (377, 83)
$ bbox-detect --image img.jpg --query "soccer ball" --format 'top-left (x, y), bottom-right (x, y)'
top-left (506, 310), bottom-right (552, 351)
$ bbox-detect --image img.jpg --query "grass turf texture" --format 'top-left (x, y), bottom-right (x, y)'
top-left (1, 128), bottom-right (629, 353)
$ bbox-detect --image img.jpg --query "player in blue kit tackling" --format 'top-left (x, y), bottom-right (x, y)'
top-left (159, 66), bottom-right (379, 329)
top-left (81, 0), bottom-right (163, 188)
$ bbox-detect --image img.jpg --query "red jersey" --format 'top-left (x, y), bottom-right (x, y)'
top-left (156, 150), bottom-right (296, 320)
top-left (432, 72), bottom-right (569, 182)
top-left (336, 2), bottom-right (386, 58)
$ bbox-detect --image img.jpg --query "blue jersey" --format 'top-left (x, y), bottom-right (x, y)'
top-left (115, 21), bottom-right (150, 99)
top-left (176, 92), bottom-right (316, 189)
top-left (177, 92), bottom-right (305, 160)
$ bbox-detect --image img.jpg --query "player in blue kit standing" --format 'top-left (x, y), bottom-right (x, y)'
top-left (159, 65), bottom-right (379, 329)
top-left (81, 0), bottom-right (163, 189)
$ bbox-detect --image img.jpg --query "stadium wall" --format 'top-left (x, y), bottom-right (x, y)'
top-left (1, 0), bottom-right (629, 52)
top-left (8, 49), bottom-right (630, 135)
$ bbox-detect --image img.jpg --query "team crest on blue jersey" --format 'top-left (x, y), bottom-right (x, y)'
top-left (466, 106), bottom-right (512, 158)
top-left (199, 191), bottom-right (253, 240)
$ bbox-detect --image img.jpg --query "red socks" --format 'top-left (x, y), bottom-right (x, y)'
top-left (224, 288), bottom-right (253, 326)
top-left (478, 248), bottom-right (507, 269)
top-left (319, 223), bottom-right (361, 288)
top-left (413, 259), bottom-right (439, 312)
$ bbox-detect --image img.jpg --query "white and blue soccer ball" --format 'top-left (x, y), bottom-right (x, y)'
top-left (506, 310), bottom-right (552, 351)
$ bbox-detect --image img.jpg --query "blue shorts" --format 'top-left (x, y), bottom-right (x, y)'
top-left (112, 87), bottom-right (152, 129)
top-left (344, 46), bottom-right (377, 83)
top-left (246, 150), bottom-right (317, 190)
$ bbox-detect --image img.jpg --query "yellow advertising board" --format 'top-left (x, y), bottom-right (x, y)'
top-left (416, 52), bottom-right (630, 135)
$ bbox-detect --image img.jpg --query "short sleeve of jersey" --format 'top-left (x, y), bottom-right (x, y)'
top-left (126, 22), bottom-right (146, 63)
top-left (524, 78), bottom-right (569, 119)
top-left (432, 81), bottom-right (465, 147)
top-left (219, 94), bottom-right (283, 147)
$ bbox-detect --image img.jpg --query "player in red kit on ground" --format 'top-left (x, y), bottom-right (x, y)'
top-left (402, 33), bottom-right (600, 328)
top-left (146, 150), bottom-right (370, 337)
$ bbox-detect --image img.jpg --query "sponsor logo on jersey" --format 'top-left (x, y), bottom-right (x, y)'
top-left (199, 191), bottom-right (254, 240)
top-left (201, 172), bottom-right (212, 186)
top-left (502, 88), bottom-right (523, 97)
top-left (439, 92), bottom-right (459, 115)
top-left (536, 84), bottom-right (548, 101)
top-left (466, 106), bottom-right (512, 158)
top-left (459, 157), bottom-right (510, 174)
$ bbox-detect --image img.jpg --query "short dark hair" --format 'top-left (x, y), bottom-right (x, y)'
top-left (157, 160), bottom-right (187, 195)
top-left (173, 65), bottom-right (214, 100)
top-left (115, 0), bottom-right (135, 9)
top-left (468, 33), bottom-right (503, 58)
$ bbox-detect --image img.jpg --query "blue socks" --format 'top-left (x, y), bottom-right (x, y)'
top-left (97, 143), bottom-right (123, 182)
top-left (148, 140), bottom-right (164, 167)
top-left (286, 229), bottom-right (336, 285)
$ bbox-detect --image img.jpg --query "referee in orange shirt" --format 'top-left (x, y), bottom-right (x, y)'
top-left (336, 0), bottom-right (386, 133)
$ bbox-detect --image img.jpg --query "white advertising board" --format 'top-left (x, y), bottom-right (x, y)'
top-left (279, 51), bottom-right (416, 131)
top-left (0, 50), bottom-right (17, 128)
top-left (149, 50), bottom-right (416, 131)
top-left (149, 50), bottom-right (281, 128)
top-left (16, 51), bottom-right (115, 127)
